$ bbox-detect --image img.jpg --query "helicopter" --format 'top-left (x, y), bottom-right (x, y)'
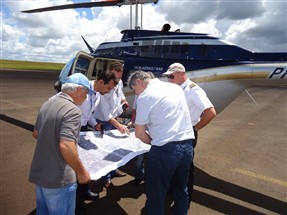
top-left (22, 0), bottom-right (286, 114)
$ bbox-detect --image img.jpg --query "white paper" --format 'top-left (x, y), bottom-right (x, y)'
top-left (77, 130), bottom-right (150, 180)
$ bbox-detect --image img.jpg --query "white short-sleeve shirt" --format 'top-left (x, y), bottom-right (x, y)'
top-left (135, 78), bottom-right (194, 146)
top-left (181, 79), bottom-right (214, 126)
top-left (94, 79), bottom-right (125, 121)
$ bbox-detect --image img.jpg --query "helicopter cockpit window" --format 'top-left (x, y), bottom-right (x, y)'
top-left (59, 57), bottom-right (75, 83)
top-left (74, 57), bottom-right (90, 75)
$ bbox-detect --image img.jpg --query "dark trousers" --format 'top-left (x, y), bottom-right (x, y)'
top-left (75, 183), bottom-right (89, 214)
top-left (187, 128), bottom-right (198, 204)
top-left (145, 139), bottom-right (193, 215)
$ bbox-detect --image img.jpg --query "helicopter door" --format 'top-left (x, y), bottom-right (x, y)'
top-left (72, 51), bottom-right (94, 77)
top-left (59, 51), bottom-right (94, 84)
top-left (55, 51), bottom-right (94, 91)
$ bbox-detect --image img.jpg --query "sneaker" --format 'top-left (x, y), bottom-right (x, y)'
top-left (87, 189), bottom-right (99, 200)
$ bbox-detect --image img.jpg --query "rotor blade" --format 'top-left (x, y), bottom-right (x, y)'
top-left (22, 1), bottom-right (119, 13)
top-left (22, 0), bottom-right (158, 13)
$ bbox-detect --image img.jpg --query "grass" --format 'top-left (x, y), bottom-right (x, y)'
top-left (0, 59), bottom-right (65, 71)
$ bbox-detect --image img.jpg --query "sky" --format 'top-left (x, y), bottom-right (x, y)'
top-left (1, 0), bottom-right (286, 63)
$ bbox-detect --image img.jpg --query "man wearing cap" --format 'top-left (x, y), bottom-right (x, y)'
top-left (128, 70), bottom-right (195, 215)
top-left (29, 73), bottom-right (94, 215)
top-left (163, 62), bottom-right (216, 205)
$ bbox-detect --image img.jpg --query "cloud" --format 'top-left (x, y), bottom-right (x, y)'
top-left (217, 0), bottom-right (265, 20)
top-left (1, 0), bottom-right (286, 63)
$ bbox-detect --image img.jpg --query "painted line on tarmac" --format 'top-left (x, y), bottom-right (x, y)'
top-left (1, 99), bottom-right (32, 108)
top-left (231, 168), bottom-right (287, 187)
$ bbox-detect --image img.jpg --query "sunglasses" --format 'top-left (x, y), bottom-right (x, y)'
top-left (167, 74), bottom-right (175, 79)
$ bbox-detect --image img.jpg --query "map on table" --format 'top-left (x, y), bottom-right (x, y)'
top-left (78, 129), bottom-right (150, 180)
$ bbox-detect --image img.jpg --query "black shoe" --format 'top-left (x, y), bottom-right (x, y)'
top-left (113, 170), bottom-right (126, 177)
top-left (104, 181), bottom-right (116, 190)
top-left (86, 189), bottom-right (99, 201)
top-left (133, 178), bottom-right (144, 186)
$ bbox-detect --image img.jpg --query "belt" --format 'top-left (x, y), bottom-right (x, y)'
top-left (168, 139), bottom-right (192, 144)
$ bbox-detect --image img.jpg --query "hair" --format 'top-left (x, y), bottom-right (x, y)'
top-left (127, 70), bottom-right (154, 89)
top-left (109, 61), bottom-right (123, 72)
top-left (61, 83), bottom-right (82, 92)
top-left (97, 70), bottom-right (118, 85)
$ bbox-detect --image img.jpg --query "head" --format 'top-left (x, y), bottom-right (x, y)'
top-left (109, 61), bottom-right (124, 80)
top-left (62, 73), bottom-right (95, 105)
top-left (94, 71), bottom-right (118, 95)
top-left (162, 62), bottom-right (187, 85)
top-left (127, 70), bottom-right (153, 95)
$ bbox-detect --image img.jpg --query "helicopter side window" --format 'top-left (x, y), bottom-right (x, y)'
top-left (171, 42), bottom-right (180, 53)
top-left (181, 44), bottom-right (189, 54)
top-left (92, 60), bottom-right (104, 78)
top-left (154, 40), bottom-right (162, 53)
top-left (92, 59), bottom-right (109, 79)
top-left (163, 41), bottom-right (171, 53)
top-left (74, 57), bottom-right (90, 76)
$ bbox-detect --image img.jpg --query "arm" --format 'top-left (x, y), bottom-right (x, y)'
top-left (32, 129), bottom-right (38, 139)
top-left (59, 138), bottom-right (91, 184)
top-left (108, 118), bottom-right (130, 135)
top-left (88, 114), bottom-right (98, 129)
top-left (135, 124), bottom-right (151, 145)
top-left (127, 109), bottom-right (136, 128)
top-left (194, 107), bottom-right (216, 131)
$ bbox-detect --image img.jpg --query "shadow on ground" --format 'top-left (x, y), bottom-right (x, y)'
top-left (27, 163), bottom-right (287, 215)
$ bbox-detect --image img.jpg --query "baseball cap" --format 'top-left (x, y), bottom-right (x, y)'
top-left (162, 62), bottom-right (186, 76)
top-left (64, 73), bottom-right (96, 94)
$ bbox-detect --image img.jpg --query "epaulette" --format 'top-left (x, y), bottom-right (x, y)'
top-left (189, 82), bottom-right (197, 88)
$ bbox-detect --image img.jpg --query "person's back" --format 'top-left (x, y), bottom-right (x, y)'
top-left (29, 94), bottom-right (80, 187)
top-left (128, 71), bottom-right (195, 215)
top-left (137, 78), bottom-right (193, 145)
top-left (29, 73), bottom-right (93, 215)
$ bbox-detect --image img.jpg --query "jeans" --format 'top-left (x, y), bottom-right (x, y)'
top-left (35, 183), bottom-right (77, 215)
top-left (145, 139), bottom-right (193, 215)
top-left (101, 170), bottom-right (117, 183)
top-left (133, 153), bottom-right (146, 180)
top-left (96, 119), bottom-right (116, 131)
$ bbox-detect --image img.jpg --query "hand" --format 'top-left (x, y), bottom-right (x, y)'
top-left (94, 123), bottom-right (103, 131)
top-left (117, 124), bottom-right (130, 135)
top-left (126, 121), bottom-right (134, 128)
top-left (77, 169), bottom-right (91, 184)
top-left (122, 102), bottom-right (129, 111)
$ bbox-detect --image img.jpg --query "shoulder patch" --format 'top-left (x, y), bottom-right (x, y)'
top-left (189, 83), bottom-right (197, 88)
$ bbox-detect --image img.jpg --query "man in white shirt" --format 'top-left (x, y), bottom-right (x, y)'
top-left (93, 61), bottom-right (130, 134)
top-left (128, 70), bottom-right (195, 215)
top-left (78, 71), bottom-right (117, 131)
top-left (92, 62), bottom-right (129, 190)
top-left (163, 62), bottom-right (216, 206)
top-left (76, 71), bottom-right (118, 214)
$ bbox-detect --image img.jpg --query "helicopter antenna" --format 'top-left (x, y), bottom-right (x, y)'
top-left (81, 36), bottom-right (95, 53)
top-left (135, 2), bottom-right (140, 29)
top-left (141, 4), bottom-right (143, 29)
top-left (130, 4), bottom-right (133, 29)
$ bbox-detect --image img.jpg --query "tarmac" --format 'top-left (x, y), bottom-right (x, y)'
top-left (0, 69), bottom-right (286, 215)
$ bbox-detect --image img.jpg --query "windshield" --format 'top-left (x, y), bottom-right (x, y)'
top-left (59, 57), bottom-right (75, 83)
